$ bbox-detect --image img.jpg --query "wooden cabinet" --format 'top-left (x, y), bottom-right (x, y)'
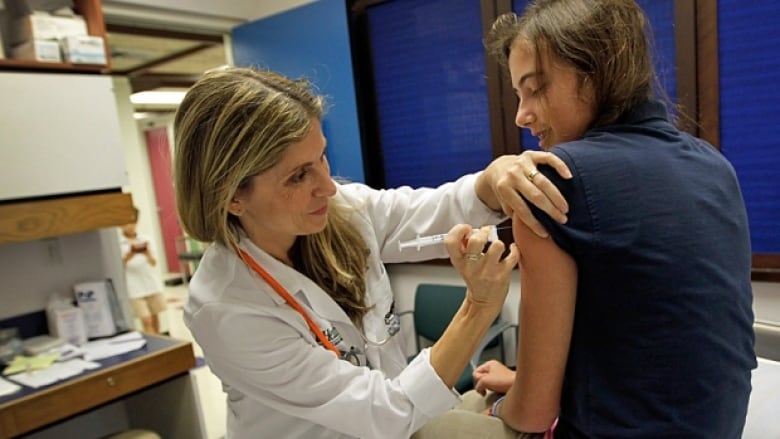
top-left (0, 336), bottom-right (199, 439)
top-left (0, 72), bottom-right (128, 201)
top-left (0, 0), bottom-right (111, 72)
top-left (0, 69), bottom-right (135, 244)
top-left (0, 192), bottom-right (136, 245)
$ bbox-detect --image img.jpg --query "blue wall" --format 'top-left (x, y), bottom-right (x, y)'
top-left (231, 0), bottom-right (365, 183)
top-left (718, 0), bottom-right (780, 254)
top-left (363, 0), bottom-right (493, 188)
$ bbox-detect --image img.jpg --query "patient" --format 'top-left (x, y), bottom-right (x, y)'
top-left (415, 0), bottom-right (756, 438)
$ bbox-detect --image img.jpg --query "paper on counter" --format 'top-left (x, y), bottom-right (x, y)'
top-left (2, 332), bottom-right (146, 389)
top-left (6, 358), bottom-right (100, 388)
top-left (82, 331), bottom-right (146, 361)
top-left (2, 354), bottom-right (59, 376)
top-left (0, 376), bottom-right (21, 397)
top-left (48, 343), bottom-right (86, 362)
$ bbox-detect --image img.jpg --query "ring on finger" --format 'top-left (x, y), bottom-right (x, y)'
top-left (527, 169), bottom-right (540, 182)
top-left (465, 253), bottom-right (481, 261)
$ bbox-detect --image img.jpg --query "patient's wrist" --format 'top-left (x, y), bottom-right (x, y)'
top-left (489, 395), bottom-right (505, 417)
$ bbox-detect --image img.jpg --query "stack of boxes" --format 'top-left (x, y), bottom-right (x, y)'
top-left (0, 0), bottom-right (106, 64)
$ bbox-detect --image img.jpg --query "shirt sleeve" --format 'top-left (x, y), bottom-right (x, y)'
top-left (188, 302), bottom-right (459, 439)
top-left (338, 173), bottom-right (506, 264)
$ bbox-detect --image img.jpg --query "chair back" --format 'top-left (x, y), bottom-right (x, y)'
top-left (413, 284), bottom-right (467, 343)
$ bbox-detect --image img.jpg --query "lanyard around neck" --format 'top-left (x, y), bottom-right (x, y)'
top-left (234, 246), bottom-right (340, 357)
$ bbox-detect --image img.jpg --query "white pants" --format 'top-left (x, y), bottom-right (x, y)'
top-left (412, 391), bottom-right (543, 439)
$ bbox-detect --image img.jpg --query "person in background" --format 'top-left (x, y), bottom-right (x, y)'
top-left (423, 1), bottom-right (755, 438)
top-left (120, 207), bottom-right (167, 335)
top-left (172, 66), bottom-right (572, 439)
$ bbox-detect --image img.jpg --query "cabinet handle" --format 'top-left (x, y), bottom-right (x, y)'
top-left (107, 376), bottom-right (116, 387)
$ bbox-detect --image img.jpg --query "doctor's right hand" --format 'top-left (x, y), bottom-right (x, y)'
top-left (444, 224), bottom-right (519, 310)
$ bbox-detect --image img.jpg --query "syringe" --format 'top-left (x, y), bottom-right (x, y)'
top-left (398, 225), bottom-right (510, 252)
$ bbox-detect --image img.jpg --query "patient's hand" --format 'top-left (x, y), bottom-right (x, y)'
top-left (473, 359), bottom-right (516, 395)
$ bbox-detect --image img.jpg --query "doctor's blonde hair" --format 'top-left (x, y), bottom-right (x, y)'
top-left (173, 66), bottom-right (371, 325)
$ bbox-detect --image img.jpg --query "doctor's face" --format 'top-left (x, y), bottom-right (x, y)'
top-left (230, 120), bottom-right (337, 256)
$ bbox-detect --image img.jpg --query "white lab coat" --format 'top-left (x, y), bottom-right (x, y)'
top-left (185, 174), bottom-right (504, 439)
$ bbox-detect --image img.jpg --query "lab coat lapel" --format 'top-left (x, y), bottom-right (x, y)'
top-left (276, 268), bottom-right (364, 355)
top-left (239, 238), bottom-right (354, 326)
top-left (291, 274), bottom-right (354, 326)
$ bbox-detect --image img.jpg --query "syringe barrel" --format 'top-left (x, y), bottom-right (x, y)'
top-left (397, 233), bottom-right (446, 251)
top-left (397, 225), bottom-right (500, 252)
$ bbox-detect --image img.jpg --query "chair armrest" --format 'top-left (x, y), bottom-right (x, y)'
top-left (470, 319), bottom-right (517, 370)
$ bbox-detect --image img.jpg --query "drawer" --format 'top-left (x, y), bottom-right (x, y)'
top-left (0, 339), bottom-right (194, 438)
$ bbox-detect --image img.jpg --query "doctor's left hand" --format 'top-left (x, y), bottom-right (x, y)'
top-left (444, 224), bottom-right (519, 310)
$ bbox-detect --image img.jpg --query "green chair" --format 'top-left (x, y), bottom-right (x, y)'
top-left (399, 283), bottom-right (517, 393)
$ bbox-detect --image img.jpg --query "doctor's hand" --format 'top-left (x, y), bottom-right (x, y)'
top-left (473, 359), bottom-right (516, 396)
top-left (477, 151), bottom-right (572, 238)
top-left (444, 224), bottom-right (519, 310)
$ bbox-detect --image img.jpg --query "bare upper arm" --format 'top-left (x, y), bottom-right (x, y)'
top-left (501, 218), bottom-right (577, 432)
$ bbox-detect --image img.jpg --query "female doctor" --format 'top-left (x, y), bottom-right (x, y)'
top-left (173, 66), bottom-right (570, 439)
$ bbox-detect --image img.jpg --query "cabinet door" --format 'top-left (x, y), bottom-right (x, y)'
top-left (0, 72), bottom-right (127, 201)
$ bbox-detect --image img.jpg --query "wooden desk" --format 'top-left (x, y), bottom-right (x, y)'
top-left (0, 335), bottom-right (196, 439)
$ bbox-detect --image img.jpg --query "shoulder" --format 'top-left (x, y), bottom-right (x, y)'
top-left (334, 180), bottom-right (373, 205)
top-left (188, 244), bottom-right (274, 312)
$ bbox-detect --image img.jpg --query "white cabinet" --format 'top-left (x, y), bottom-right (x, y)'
top-left (0, 72), bottom-right (128, 201)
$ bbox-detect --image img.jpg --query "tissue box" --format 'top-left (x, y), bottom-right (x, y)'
top-left (47, 306), bottom-right (87, 346)
top-left (61, 34), bottom-right (105, 64)
top-left (11, 38), bottom-right (60, 62)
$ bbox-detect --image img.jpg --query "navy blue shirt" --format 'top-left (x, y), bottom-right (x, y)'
top-left (531, 100), bottom-right (756, 438)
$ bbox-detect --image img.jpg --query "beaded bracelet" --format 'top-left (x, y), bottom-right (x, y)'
top-left (490, 395), bottom-right (506, 417)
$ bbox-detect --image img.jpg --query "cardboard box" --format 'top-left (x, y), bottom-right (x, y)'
top-left (11, 12), bottom-right (86, 44)
top-left (11, 38), bottom-right (60, 62)
top-left (62, 34), bottom-right (105, 64)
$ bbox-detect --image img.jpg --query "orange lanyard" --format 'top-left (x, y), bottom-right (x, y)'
top-left (235, 246), bottom-right (340, 357)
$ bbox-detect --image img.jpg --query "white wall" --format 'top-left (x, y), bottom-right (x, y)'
top-left (0, 229), bottom-right (132, 326)
top-left (754, 282), bottom-right (780, 323)
top-left (113, 77), bottom-right (170, 278)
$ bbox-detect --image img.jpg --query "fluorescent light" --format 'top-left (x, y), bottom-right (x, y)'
top-left (130, 90), bottom-right (187, 106)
